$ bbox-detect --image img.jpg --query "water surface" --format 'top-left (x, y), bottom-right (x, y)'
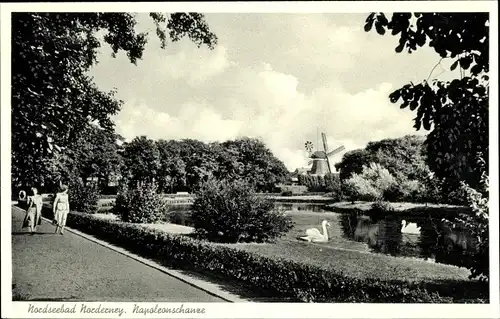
top-left (167, 202), bottom-right (477, 267)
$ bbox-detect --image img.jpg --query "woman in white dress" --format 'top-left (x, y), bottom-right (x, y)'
top-left (53, 184), bottom-right (70, 235)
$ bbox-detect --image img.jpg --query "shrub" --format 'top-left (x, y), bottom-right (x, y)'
top-left (421, 173), bottom-right (444, 204)
top-left (113, 183), bottom-right (167, 223)
top-left (383, 183), bottom-right (406, 202)
top-left (343, 174), bottom-right (382, 202)
top-left (68, 179), bottom-right (99, 214)
top-left (324, 173), bottom-right (343, 200)
top-left (50, 209), bottom-right (487, 303)
top-left (443, 173), bottom-right (489, 281)
top-left (343, 163), bottom-right (398, 202)
top-left (370, 201), bottom-right (395, 214)
top-left (383, 178), bottom-right (427, 203)
top-left (191, 178), bottom-right (294, 243)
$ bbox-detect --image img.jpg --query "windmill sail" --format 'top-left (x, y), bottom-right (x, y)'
top-left (320, 133), bottom-right (331, 173)
top-left (321, 133), bottom-right (329, 153)
top-left (326, 145), bottom-right (345, 157)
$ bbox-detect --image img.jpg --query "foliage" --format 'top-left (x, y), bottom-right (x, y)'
top-left (335, 149), bottom-right (374, 181)
top-left (51, 209), bottom-right (488, 303)
top-left (443, 172), bottom-right (489, 281)
top-left (365, 12), bottom-right (489, 192)
top-left (41, 125), bottom-right (124, 194)
top-left (299, 174), bottom-right (323, 192)
top-left (152, 137), bottom-right (289, 194)
top-left (324, 173), bottom-right (341, 192)
top-left (384, 178), bottom-right (427, 203)
top-left (370, 201), bottom-right (395, 214)
top-left (298, 173), bottom-right (341, 194)
top-left (420, 172), bottom-right (444, 203)
top-left (343, 174), bottom-right (381, 202)
top-left (122, 136), bottom-right (160, 186)
top-left (343, 163), bottom-right (397, 202)
top-left (220, 137), bottom-right (290, 192)
top-left (69, 125), bottom-right (124, 188)
top-left (68, 179), bottom-right (100, 214)
top-left (113, 183), bottom-right (167, 223)
top-left (335, 135), bottom-right (429, 183)
top-left (191, 178), bottom-right (294, 243)
top-left (11, 12), bottom-right (217, 190)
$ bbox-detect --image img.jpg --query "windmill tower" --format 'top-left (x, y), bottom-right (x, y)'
top-left (307, 132), bottom-right (345, 176)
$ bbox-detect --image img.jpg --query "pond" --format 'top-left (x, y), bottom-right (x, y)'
top-left (166, 202), bottom-right (477, 268)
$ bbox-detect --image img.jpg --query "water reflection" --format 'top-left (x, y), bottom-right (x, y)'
top-left (276, 203), bottom-right (479, 267)
top-left (338, 211), bottom-right (478, 265)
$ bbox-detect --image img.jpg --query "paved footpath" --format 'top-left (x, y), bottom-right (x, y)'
top-left (11, 206), bottom-right (225, 302)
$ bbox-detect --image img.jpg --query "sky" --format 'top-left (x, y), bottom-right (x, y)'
top-left (89, 13), bottom-right (458, 171)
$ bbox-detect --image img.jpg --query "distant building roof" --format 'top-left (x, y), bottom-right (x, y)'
top-left (294, 168), bottom-right (310, 175)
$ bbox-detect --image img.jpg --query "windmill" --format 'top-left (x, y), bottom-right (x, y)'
top-left (307, 132), bottom-right (345, 176)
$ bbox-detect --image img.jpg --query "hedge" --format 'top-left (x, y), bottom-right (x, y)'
top-left (32, 204), bottom-right (489, 303)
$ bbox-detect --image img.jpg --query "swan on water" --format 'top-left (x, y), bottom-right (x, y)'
top-left (401, 219), bottom-right (421, 234)
top-left (300, 220), bottom-right (331, 242)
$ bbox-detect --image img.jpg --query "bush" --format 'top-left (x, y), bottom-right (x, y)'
top-left (343, 174), bottom-right (382, 202)
top-left (300, 174), bottom-right (327, 192)
top-left (50, 209), bottom-right (487, 303)
top-left (383, 179), bottom-right (427, 203)
top-left (343, 163), bottom-right (398, 202)
top-left (323, 173), bottom-right (343, 200)
top-left (443, 173), bottom-right (489, 281)
top-left (383, 183), bottom-right (406, 202)
top-left (113, 183), bottom-right (167, 223)
top-left (191, 178), bottom-right (294, 243)
top-left (370, 201), bottom-right (395, 214)
top-left (68, 179), bottom-right (99, 214)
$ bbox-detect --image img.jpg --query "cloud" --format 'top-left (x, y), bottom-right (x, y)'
top-left (91, 13), bottom-right (431, 171)
top-left (110, 61), bottom-right (424, 171)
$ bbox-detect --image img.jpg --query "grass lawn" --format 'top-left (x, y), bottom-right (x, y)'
top-left (221, 240), bottom-right (471, 283)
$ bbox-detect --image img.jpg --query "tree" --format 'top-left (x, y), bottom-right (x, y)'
top-left (335, 149), bottom-right (374, 181)
top-left (179, 139), bottom-right (219, 191)
top-left (335, 135), bottom-right (429, 182)
top-left (122, 136), bottom-right (160, 186)
top-left (156, 139), bottom-right (187, 193)
top-left (221, 137), bottom-right (290, 192)
top-left (366, 135), bottom-right (429, 181)
top-left (364, 13), bottom-right (489, 192)
top-left (11, 12), bottom-right (217, 190)
top-left (365, 13), bottom-right (490, 280)
top-left (69, 125), bottom-right (123, 188)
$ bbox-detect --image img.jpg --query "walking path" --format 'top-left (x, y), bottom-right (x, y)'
top-left (11, 206), bottom-right (233, 302)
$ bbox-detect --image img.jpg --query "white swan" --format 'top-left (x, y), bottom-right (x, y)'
top-left (401, 219), bottom-right (421, 234)
top-left (300, 220), bottom-right (331, 242)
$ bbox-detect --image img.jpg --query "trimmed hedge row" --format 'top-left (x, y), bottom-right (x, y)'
top-left (34, 205), bottom-right (489, 303)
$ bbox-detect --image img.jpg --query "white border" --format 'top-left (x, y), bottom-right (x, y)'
top-left (1, 2), bottom-right (499, 319)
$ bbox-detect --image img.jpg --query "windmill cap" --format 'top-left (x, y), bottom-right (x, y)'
top-left (310, 151), bottom-right (327, 159)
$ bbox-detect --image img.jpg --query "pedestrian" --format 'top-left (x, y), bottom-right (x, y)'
top-left (23, 187), bottom-right (43, 234)
top-left (53, 184), bottom-right (70, 235)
